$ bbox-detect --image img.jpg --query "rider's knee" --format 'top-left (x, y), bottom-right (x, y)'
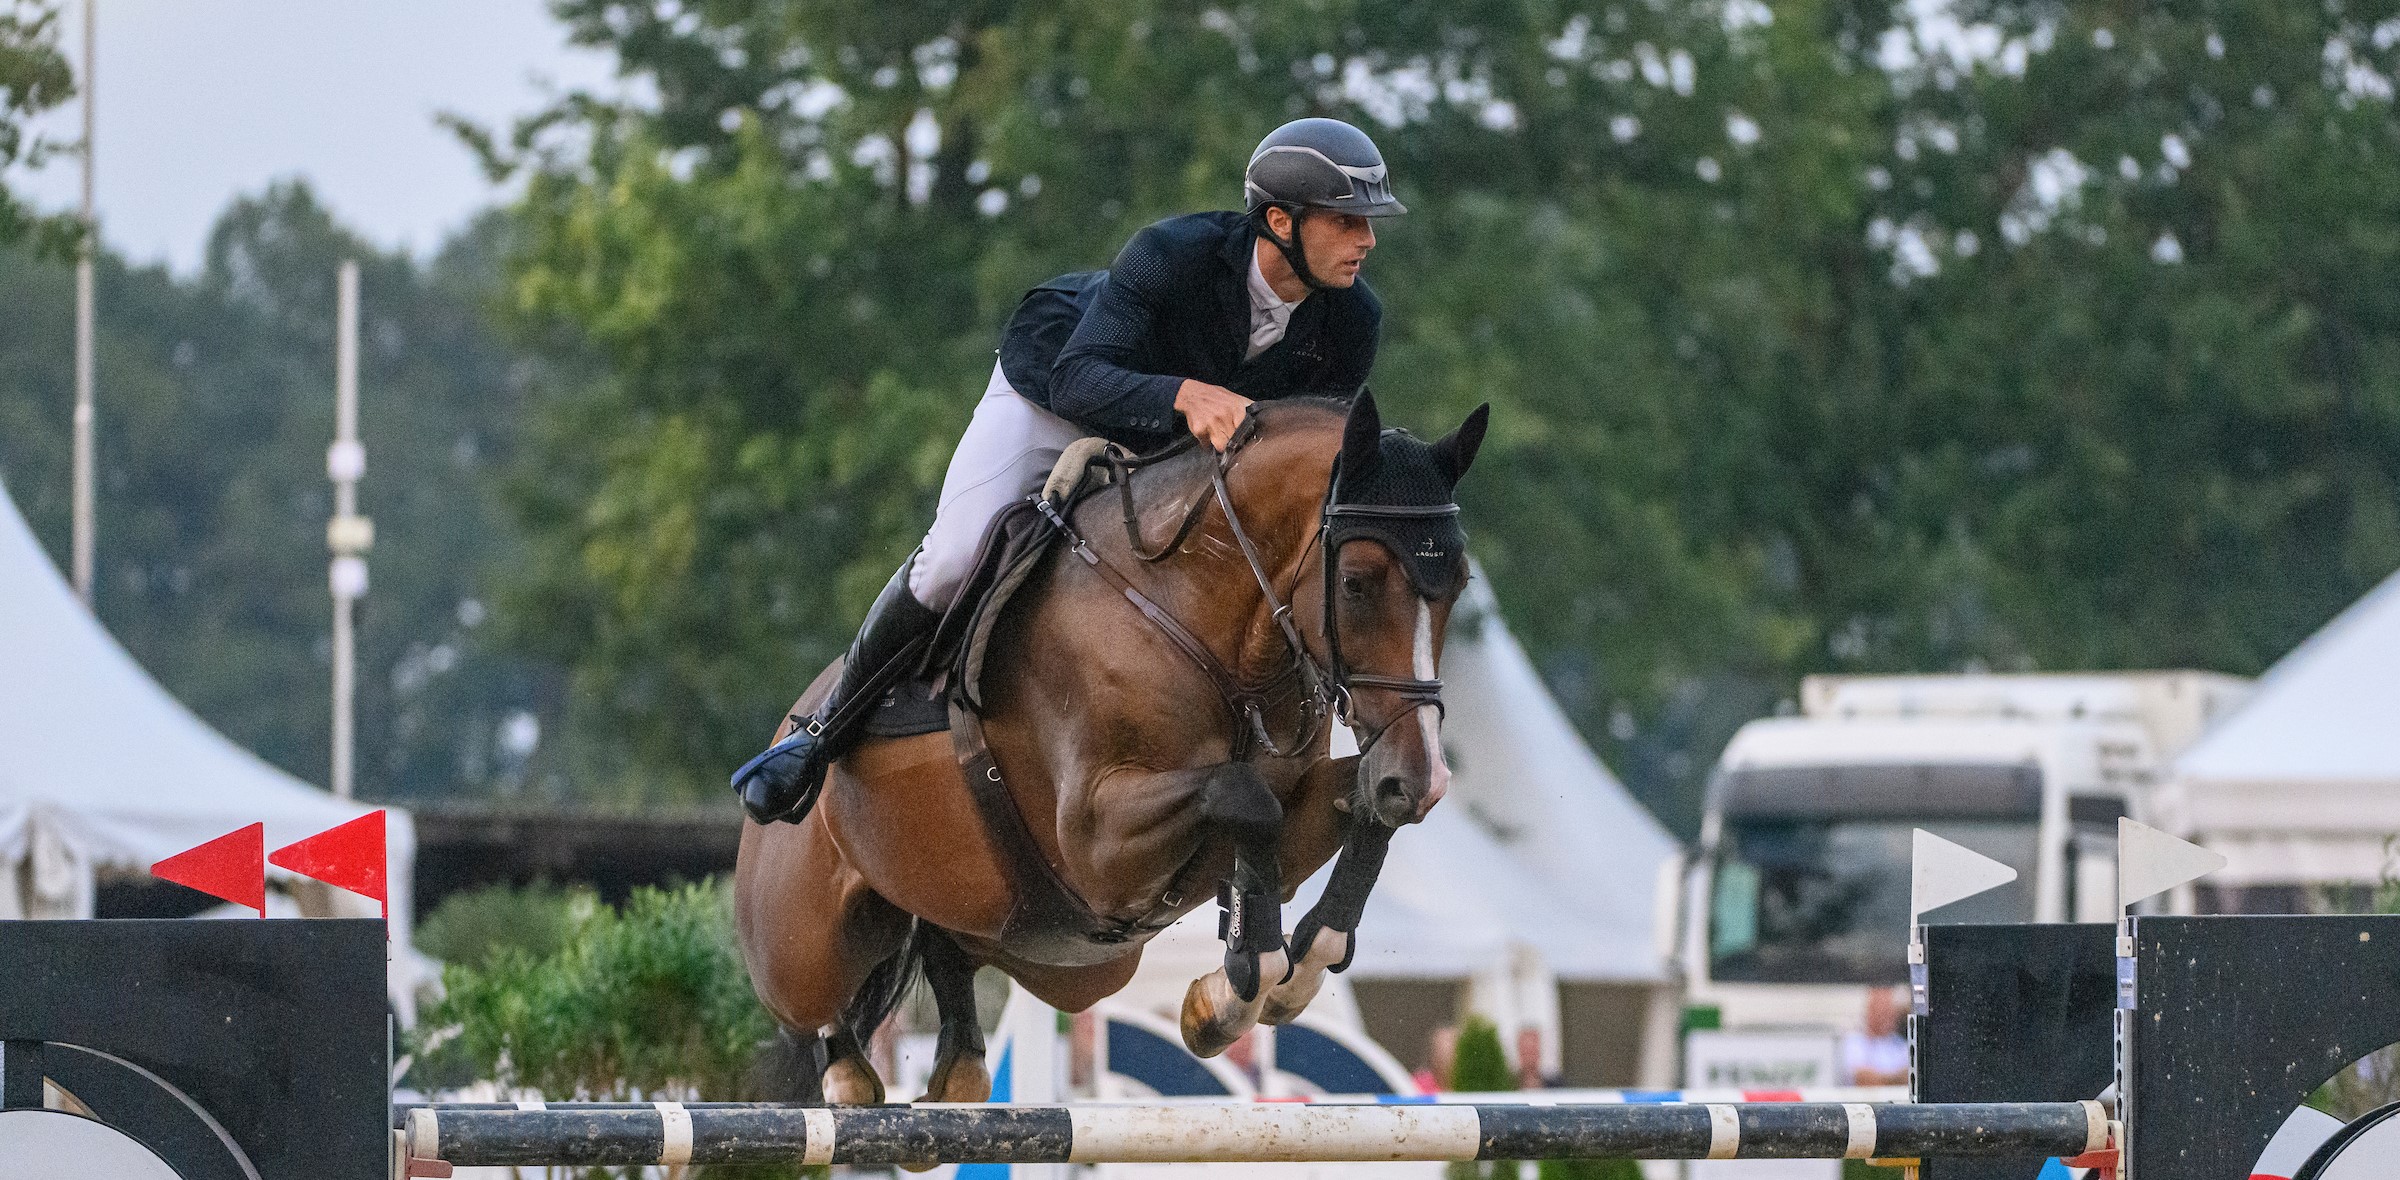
top-left (906, 546), bottom-right (970, 611)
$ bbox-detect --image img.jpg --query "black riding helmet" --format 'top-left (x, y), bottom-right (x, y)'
top-left (1243, 118), bottom-right (1406, 290)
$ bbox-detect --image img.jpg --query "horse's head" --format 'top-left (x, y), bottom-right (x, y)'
top-left (1323, 391), bottom-right (1489, 828)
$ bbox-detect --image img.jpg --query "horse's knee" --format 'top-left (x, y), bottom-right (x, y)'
top-left (1198, 763), bottom-right (1282, 848)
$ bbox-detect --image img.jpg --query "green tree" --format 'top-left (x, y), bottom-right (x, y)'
top-left (0, 183), bottom-right (550, 801)
top-left (0, 0), bottom-right (75, 253)
top-left (477, 0), bottom-right (2400, 828)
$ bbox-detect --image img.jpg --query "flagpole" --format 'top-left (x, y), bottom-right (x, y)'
top-left (70, 0), bottom-right (96, 604)
top-left (327, 261), bottom-right (371, 798)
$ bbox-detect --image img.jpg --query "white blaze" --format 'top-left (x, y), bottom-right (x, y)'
top-left (1415, 601), bottom-right (1449, 810)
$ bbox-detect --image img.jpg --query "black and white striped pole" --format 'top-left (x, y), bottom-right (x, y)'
top-left (400, 1100), bottom-right (2111, 1170)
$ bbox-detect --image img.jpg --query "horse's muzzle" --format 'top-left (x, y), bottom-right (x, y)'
top-left (1367, 775), bottom-right (1415, 827)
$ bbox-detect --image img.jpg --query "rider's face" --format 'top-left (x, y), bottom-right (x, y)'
top-left (1269, 208), bottom-right (1377, 288)
top-left (1297, 211), bottom-right (1376, 287)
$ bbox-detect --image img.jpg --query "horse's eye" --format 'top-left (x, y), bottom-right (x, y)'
top-left (1340, 574), bottom-right (1367, 600)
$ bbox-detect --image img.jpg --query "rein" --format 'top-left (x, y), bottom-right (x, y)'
top-left (1037, 416), bottom-right (1450, 765)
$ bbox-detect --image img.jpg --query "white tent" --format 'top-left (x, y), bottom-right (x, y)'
top-left (0, 478), bottom-right (422, 1016)
top-left (1436, 574), bottom-right (1680, 982)
top-left (2163, 570), bottom-right (2400, 885)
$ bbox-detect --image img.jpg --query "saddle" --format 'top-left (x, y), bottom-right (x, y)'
top-left (858, 439), bottom-right (1176, 965)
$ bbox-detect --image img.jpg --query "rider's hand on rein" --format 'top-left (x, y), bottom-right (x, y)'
top-left (1175, 379), bottom-right (1253, 451)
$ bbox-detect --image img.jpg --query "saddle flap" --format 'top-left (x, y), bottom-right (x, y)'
top-left (952, 501), bottom-right (1061, 712)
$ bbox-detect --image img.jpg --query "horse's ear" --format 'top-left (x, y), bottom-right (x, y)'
top-left (1341, 390), bottom-right (1385, 479)
top-left (1431, 403), bottom-right (1490, 488)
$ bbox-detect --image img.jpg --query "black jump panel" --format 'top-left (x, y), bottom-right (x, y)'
top-left (0, 919), bottom-right (388, 1180)
top-left (2123, 914), bottom-right (2400, 1180)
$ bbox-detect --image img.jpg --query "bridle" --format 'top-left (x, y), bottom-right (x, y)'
top-left (1318, 474), bottom-right (1458, 750)
top-left (1034, 417), bottom-right (1452, 765)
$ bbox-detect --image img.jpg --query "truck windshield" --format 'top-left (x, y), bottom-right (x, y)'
top-left (1708, 818), bottom-right (2040, 985)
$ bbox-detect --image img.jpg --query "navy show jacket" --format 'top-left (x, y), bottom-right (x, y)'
top-left (997, 210), bottom-right (1381, 451)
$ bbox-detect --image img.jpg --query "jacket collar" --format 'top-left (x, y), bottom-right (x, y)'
top-left (1218, 214), bottom-right (1258, 272)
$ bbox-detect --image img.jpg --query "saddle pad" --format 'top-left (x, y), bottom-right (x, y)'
top-left (924, 472), bottom-right (1119, 713)
top-left (952, 500), bottom-right (1064, 712)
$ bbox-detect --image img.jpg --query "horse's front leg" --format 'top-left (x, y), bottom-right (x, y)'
top-left (1179, 761), bottom-right (1290, 1058)
top-left (1261, 817), bottom-right (1393, 1025)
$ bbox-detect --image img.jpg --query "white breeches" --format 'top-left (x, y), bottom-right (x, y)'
top-left (909, 361), bottom-right (1087, 610)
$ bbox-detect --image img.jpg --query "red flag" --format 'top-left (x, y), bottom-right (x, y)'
top-left (151, 823), bottom-right (266, 916)
top-left (269, 810), bottom-right (388, 918)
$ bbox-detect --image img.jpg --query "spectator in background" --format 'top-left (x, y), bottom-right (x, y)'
top-left (1514, 1027), bottom-right (1559, 1089)
top-left (1841, 985), bottom-right (1911, 1086)
top-left (1413, 1024), bottom-right (1460, 1094)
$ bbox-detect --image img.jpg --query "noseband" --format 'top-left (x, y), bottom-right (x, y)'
top-left (1036, 419), bottom-right (1452, 765)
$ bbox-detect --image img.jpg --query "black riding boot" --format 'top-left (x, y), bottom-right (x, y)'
top-left (732, 561), bottom-right (942, 824)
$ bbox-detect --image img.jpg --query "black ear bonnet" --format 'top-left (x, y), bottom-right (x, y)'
top-left (1326, 427), bottom-right (1469, 599)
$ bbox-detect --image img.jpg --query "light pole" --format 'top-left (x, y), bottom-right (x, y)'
top-left (70, 0), bottom-right (95, 604)
top-left (327, 260), bottom-right (372, 799)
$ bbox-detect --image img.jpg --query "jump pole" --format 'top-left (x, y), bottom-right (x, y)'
top-left (401, 1100), bottom-right (2110, 1169)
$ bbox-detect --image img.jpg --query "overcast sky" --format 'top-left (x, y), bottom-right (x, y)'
top-left (11, 0), bottom-right (618, 274)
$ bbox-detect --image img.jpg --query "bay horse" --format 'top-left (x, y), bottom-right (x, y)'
top-left (733, 392), bottom-right (1488, 1104)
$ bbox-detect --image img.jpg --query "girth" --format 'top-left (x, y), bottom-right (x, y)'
top-left (947, 701), bottom-right (1185, 965)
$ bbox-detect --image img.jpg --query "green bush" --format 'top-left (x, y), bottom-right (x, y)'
top-left (415, 881), bottom-right (600, 970)
top-left (410, 880), bottom-right (792, 1178)
top-left (416, 880), bottom-right (773, 1100)
top-left (1452, 1017), bottom-right (1515, 1093)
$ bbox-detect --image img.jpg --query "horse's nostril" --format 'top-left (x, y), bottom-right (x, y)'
top-left (1376, 776), bottom-right (1406, 801)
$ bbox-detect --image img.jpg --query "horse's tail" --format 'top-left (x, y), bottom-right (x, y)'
top-left (842, 917), bottom-right (924, 1045)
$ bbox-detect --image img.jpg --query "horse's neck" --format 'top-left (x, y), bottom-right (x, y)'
top-left (1114, 427), bottom-right (1335, 680)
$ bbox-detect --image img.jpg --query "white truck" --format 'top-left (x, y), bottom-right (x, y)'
top-left (1675, 672), bottom-right (2252, 1111)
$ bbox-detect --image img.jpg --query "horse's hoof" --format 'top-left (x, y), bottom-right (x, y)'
top-left (917, 1053), bottom-right (991, 1104)
top-left (1258, 976), bottom-right (1319, 1025)
top-left (1180, 972), bottom-right (1245, 1058)
top-left (1260, 929), bottom-right (1349, 1025)
top-left (896, 1065), bottom-right (988, 1179)
top-left (1181, 949), bottom-right (1284, 1058)
top-left (823, 1053), bottom-right (885, 1105)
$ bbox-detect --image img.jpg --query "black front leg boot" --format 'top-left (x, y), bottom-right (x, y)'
top-left (1215, 880), bottom-right (1289, 1003)
top-left (732, 559), bottom-right (942, 824)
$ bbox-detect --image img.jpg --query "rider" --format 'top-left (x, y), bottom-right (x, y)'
top-left (733, 116), bottom-right (1407, 823)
